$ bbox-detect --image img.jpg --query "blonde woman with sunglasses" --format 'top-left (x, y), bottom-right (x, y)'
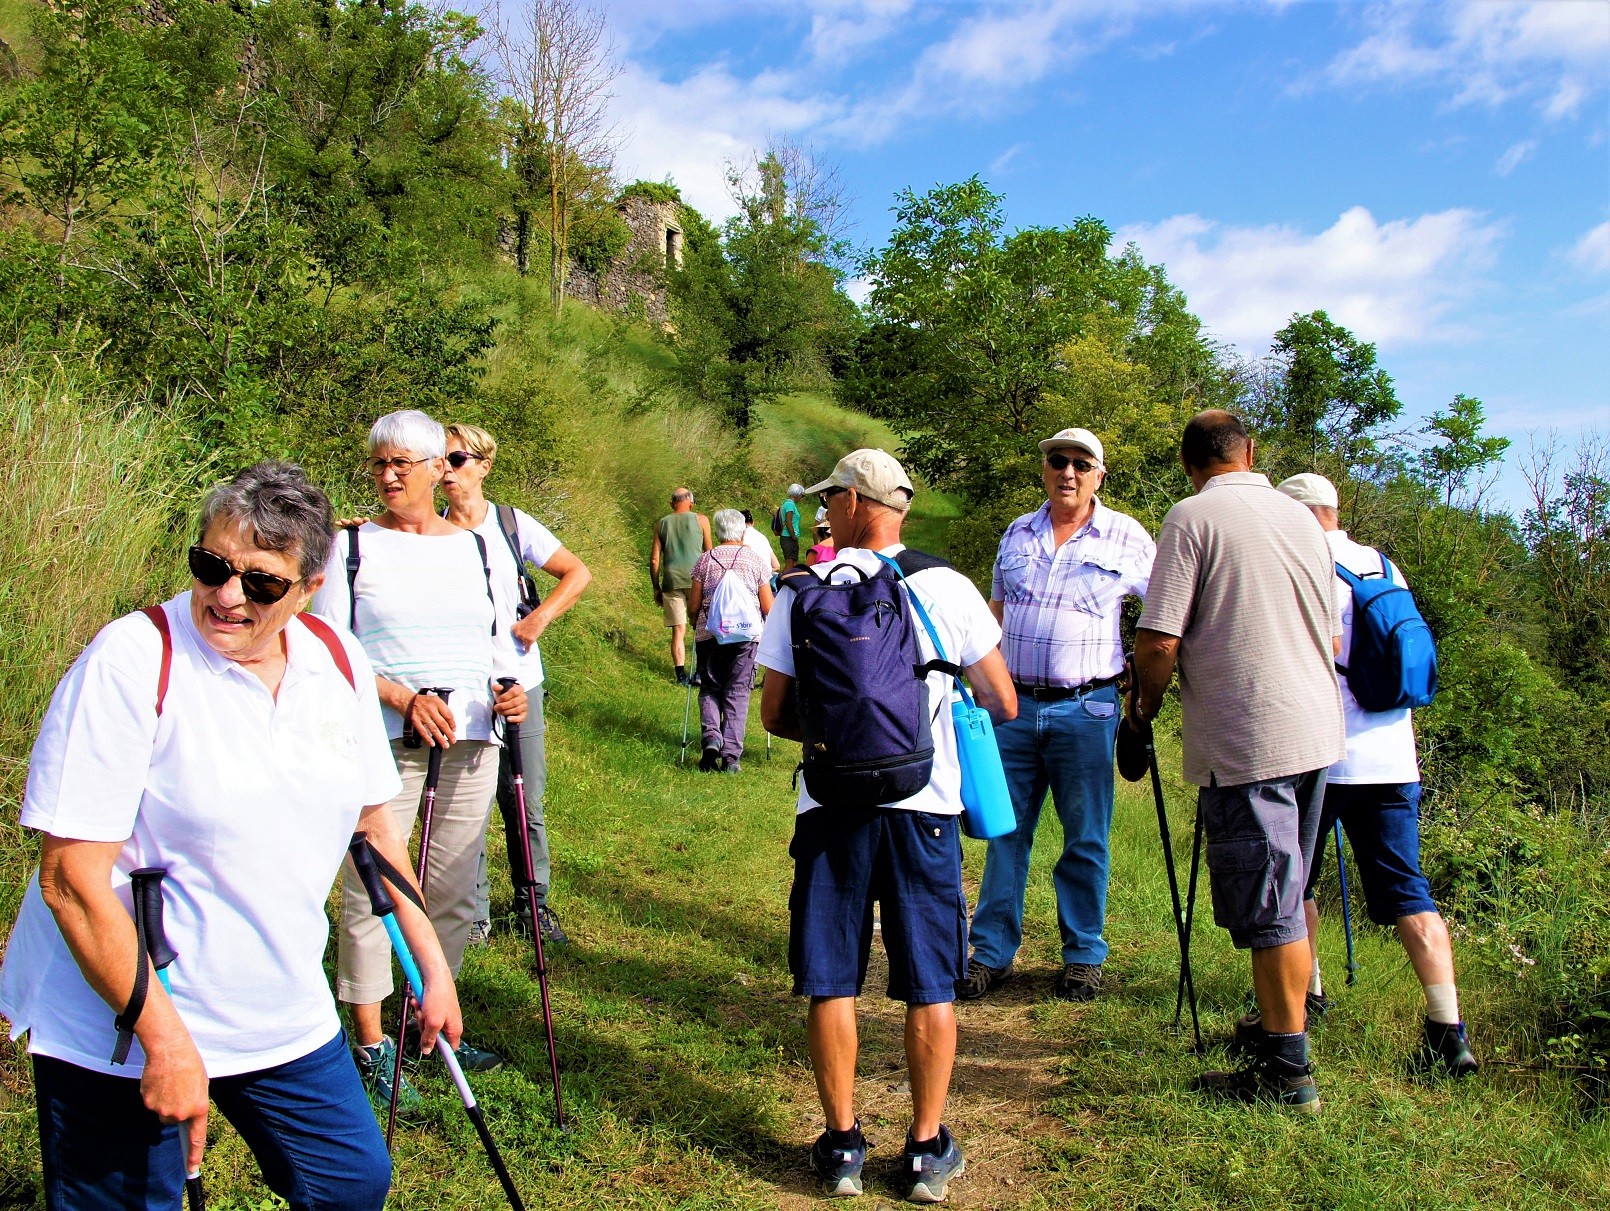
top-left (309, 410), bottom-right (526, 1109)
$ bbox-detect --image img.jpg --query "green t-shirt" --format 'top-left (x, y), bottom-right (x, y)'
top-left (779, 498), bottom-right (801, 539)
top-left (657, 511), bottom-right (704, 591)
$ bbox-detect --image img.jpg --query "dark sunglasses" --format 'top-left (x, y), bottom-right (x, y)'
top-left (188, 546), bottom-right (303, 606)
top-left (446, 450), bottom-right (488, 469)
top-left (1046, 453), bottom-right (1099, 474)
top-left (819, 486), bottom-right (847, 506)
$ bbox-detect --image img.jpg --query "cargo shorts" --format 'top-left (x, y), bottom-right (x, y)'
top-left (1198, 769), bottom-right (1327, 950)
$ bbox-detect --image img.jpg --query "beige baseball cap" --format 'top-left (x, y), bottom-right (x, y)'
top-left (1276, 473), bottom-right (1339, 509)
top-left (805, 448), bottom-right (915, 511)
top-left (1039, 427), bottom-right (1105, 466)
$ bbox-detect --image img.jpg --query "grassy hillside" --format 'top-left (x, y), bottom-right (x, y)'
top-left (0, 294), bottom-right (1606, 1208)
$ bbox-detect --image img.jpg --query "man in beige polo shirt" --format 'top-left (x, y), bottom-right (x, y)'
top-left (1127, 410), bottom-right (1343, 1113)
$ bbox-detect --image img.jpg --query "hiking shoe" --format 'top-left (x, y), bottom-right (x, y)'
top-left (512, 899), bottom-right (570, 946)
top-left (1195, 1052), bottom-right (1321, 1114)
top-left (1409, 1018), bottom-right (1478, 1079)
top-left (809, 1123), bottom-right (867, 1197)
top-left (955, 961), bottom-right (1012, 1001)
top-left (699, 746), bottom-right (721, 772)
top-left (451, 1037), bottom-right (504, 1072)
top-left (466, 917), bottom-right (492, 949)
top-left (722, 757), bottom-right (742, 774)
top-left (898, 1124), bottom-right (965, 1203)
top-left (1052, 962), bottom-right (1103, 1002)
top-left (356, 1037), bottom-right (423, 1116)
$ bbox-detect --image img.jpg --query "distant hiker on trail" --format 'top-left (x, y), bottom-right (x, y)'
top-left (741, 507), bottom-right (781, 572)
top-left (311, 410), bottom-right (527, 1110)
top-left (1127, 411), bottom-right (1344, 1114)
top-left (650, 487), bottom-right (713, 685)
top-left (0, 462), bottom-right (452, 1210)
top-left (686, 509), bottom-right (774, 773)
top-left (1276, 473), bottom-right (1476, 1078)
top-left (759, 449), bottom-right (1016, 1201)
top-left (963, 427), bottom-right (1155, 1005)
top-left (441, 423), bottom-right (593, 949)
top-left (777, 482), bottom-right (805, 568)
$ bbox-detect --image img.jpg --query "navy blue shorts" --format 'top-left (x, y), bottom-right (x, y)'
top-left (788, 806), bottom-right (968, 1005)
top-left (1304, 781), bottom-right (1438, 925)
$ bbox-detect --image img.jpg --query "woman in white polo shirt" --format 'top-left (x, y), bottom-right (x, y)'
top-left (311, 409), bottom-right (526, 1103)
top-left (0, 462), bottom-right (457, 1210)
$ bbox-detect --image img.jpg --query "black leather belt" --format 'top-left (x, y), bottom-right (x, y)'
top-left (1012, 675), bottom-right (1121, 702)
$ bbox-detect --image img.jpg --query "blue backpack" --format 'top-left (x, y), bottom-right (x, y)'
top-left (780, 550), bottom-right (949, 808)
top-left (1335, 552), bottom-right (1438, 712)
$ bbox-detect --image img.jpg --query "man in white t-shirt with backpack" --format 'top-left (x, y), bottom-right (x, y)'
top-left (1276, 473), bottom-right (1476, 1078)
top-left (758, 449), bottom-right (1016, 1203)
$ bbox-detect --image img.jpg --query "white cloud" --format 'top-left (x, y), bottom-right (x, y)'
top-left (806, 0), bottom-right (917, 62)
top-left (1116, 206), bottom-right (1504, 350)
top-left (608, 62), bottom-right (841, 219)
top-left (1494, 139), bottom-right (1537, 175)
top-left (989, 142), bottom-right (1028, 174)
top-left (1325, 1), bottom-right (1610, 118)
top-left (1570, 221), bottom-right (1610, 274)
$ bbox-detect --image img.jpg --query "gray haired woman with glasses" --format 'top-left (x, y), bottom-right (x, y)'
top-left (310, 409), bottom-right (525, 1107)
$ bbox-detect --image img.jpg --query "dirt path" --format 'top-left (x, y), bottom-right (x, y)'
top-left (767, 942), bottom-right (1079, 1210)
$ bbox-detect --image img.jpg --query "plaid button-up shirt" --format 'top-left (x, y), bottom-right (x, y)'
top-left (991, 500), bottom-right (1156, 687)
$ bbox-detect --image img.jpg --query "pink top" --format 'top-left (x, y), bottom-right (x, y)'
top-left (807, 543), bottom-right (835, 565)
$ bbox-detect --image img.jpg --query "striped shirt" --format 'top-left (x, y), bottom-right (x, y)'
top-left (992, 500), bottom-right (1155, 687)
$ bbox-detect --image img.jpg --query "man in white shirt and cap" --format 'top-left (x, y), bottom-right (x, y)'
top-left (1276, 472), bottom-right (1476, 1078)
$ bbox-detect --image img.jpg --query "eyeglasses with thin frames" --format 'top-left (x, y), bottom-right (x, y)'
top-left (1045, 453), bottom-right (1099, 474)
top-left (367, 455), bottom-right (432, 477)
top-left (188, 546), bottom-right (303, 606)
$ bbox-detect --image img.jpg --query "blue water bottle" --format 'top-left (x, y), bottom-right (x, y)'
top-left (951, 685), bottom-right (1015, 840)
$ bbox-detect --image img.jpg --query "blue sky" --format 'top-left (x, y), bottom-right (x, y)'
top-left (593, 0), bottom-right (1609, 512)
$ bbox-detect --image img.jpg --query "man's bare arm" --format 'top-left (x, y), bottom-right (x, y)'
top-left (761, 671), bottom-right (801, 741)
top-left (1130, 627), bottom-right (1181, 725)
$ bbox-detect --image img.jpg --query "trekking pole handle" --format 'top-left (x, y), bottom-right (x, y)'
top-left (496, 677), bottom-right (524, 777)
top-left (348, 837), bottom-right (398, 918)
top-left (129, 868), bottom-right (178, 983)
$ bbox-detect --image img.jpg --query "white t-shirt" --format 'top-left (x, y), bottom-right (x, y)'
top-left (742, 525), bottom-right (778, 570)
top-left (468, 503), bottom-right (562, 689)
top-left (757, 544), bottom-right (1002, 817)
top-left (1329, 530), bottom-right (1420, 785)
top-left (310, 524), bottom-right (518, 741)
top-left (0, 596), bottom-right (401, 1078)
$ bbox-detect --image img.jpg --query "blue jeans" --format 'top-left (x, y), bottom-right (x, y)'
top-left (34, 1031), bottom-right (389, 1211)
top-left (969, 685), bottom-right (1121, 969)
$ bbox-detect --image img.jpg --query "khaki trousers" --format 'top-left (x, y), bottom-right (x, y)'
top-left (337, 739), bottom-right (500, 1004)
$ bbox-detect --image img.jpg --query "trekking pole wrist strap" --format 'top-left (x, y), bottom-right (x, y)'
top-left (111, 904), bottom-right (152, 1064)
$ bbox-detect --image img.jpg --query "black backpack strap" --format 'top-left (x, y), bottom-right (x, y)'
top-left (894, 548), bottom-right (952, 575)
top-left (470, 530), bottom-right (497, 636)
top-left (495, 503), bottom-right (541, 609)
top-left (344, 524), bottom-right (362, 632)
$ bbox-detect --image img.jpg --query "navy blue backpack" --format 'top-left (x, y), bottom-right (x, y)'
top-left (1335, 552), bottom-right (1438, 712)
top-left (781, 550), bottom-right (953, 808)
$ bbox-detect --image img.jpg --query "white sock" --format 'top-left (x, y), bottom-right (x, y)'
top-left (1309, 957), bottom-right (1323, 997)
top-left (1424, 983), bottom-right (1460, 1025)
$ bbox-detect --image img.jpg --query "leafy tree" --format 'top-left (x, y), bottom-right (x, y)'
top-left (842, 177), bottom-right (1223, 505)
top-left (1253, 309), bottom-right (1401, 478)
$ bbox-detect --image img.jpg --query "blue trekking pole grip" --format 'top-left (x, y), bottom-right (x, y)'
top-left (347, 837), bottom-right (528, 1211)
top-left (129, 868), bottom-right (205, 1211)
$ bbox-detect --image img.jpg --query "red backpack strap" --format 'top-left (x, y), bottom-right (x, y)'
top-left (298, 613), bottom-right (356, 691)
top-left (140, 605), bottom-right (173, 718)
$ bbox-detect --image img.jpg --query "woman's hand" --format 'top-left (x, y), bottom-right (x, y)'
top-left (412, 967), bottom-right (463, 1056)
top-left (408, 690), bottom-right (457, 747)
top-left (140, 1018), bottom-right (210, 1176)
top-left (492, 681), bottom-right (527, 725)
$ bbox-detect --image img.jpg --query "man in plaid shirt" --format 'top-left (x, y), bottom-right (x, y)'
top-left (959, 427), bottom-right (1156, 1002)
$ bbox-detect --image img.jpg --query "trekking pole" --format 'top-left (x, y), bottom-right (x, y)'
top-left (1174, 803), bottom-right (1205, 1038)
top-left (1137, 728), bottom-right (1202, 1051)
top-left (1335, 821), bottom-right (1359, 987)
top-left (678, 679), bottom-right (694, 766)
top-left (348, 838), bottom-right (527, 1211)
top-left (389, 688), bottom-right (451, 1150)
top-left (130, 868), bottom-right (206, 1211)
top-left (497, 679), bottom-right (567, 1131)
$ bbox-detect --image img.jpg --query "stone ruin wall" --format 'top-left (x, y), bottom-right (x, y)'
top-left (562, 195), bottom-right (683, 324)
